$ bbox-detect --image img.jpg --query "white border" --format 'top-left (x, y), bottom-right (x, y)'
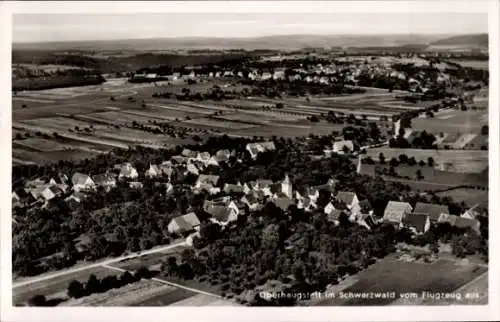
top-left (1, 1), bottom-right (499, 322)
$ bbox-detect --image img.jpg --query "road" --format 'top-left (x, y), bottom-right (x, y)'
top-left (102, 264), bottom-right (222, 299)
top-left (13, 240), bottom-right (187, 289)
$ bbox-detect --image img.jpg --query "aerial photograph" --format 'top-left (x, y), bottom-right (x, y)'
top-left (10, 9), bottom-right (489, 308)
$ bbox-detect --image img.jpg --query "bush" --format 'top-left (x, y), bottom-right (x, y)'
top-left (28, 294), bottom-right (46, 306)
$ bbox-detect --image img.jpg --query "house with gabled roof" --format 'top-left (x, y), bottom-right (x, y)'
top-left (185, 162), bottom-right (200, 176)
top-left (196, 151), bottom-right (211, 164)
top-left (71, 172), bottom-right (95, 192)
top-left (297, 197), bottom-right (315, 212)
top-left (461, 203), bottom-right (486, 220)
top-left (118, 163), bottom-right (139, 180)
top-left (246, 141), bottom-right (276, 160)
top-left (383, 201), bottom-right (413, 227)
top-left (357, 212), bottom-right (377, 230)
top-left (196, 174), bottom-right (219, 188)
top-left (326, 209), bottom-right (343, 226)
top-left (438, 213), bottom-right (458, 226)
top-left (145, 164), bottom-right (161, 178)
top-left (41, 185), bottom-right (64, 201)
top-left (413, 202), bottom-right (449, 223)
top-left (224, 183), bottom-right (244, 194)
top-left (241, 194), bottom-right (261, 211)
top-left (205, 204), bottom-right (238, 225)
top-left (171, 155), bottom-right (187, 164)
top-left (215, 149), bottom-right (231, 163)
top-left (167, 212), bottom-right (201, 235)
top-left (335, 191), bottom-right (360, 215)
top-left (403, 213), bottom-right (430, 235)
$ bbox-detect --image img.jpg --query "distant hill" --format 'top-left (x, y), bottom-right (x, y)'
top-left (13, 34), bottom-right (447, 51)
top-left (430, 34), bottom-right (488, 47)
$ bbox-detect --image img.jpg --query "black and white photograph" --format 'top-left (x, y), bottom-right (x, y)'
top-left (1, 1), bottom-right (498, 321)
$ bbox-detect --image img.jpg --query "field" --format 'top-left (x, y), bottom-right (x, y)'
top-left (13, 265), bottom-right (121, 306)
top-left (316, 255), bottom-right (487, 306)
top-left (413, 109), bottom-right (488, 134)
top-left (364, 148), bottom-right (488, 174)
top-left (11, 76), bottom-right (483, 164)
top-left (450, 60), bottom-right (489, 70)
top-left (436, 188), bottom-right (488, 207)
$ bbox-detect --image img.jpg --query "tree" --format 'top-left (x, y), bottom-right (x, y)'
top-left (481, 125), bottom-right (488, 136)
top-left (67, 280), bottom-right (85, 298)
top-left (389, 157), bottom-right (399, 167)
top-left (110, 96), bottom-right (115, 101)
top-left (85, 274), bottom-right (101, 294)
top-left (275, 103), bottom-right (284, 109)
top-left (22, 104), bottom-right (27, 108)
top-left (28, 294), bottom-right (46, 306)
top-left (398, 154), bottom-right (408, 164)
top-left (378, 153), bottom-right (386, 164)
top-left (427, 157), bottom-right (434, 167)
top-left (415, 169), bottom-right (423, 180)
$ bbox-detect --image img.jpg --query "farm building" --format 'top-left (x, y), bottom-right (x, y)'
top-left (402, 213), bottom-right (431, 235)
top-left (167, 212), bottom-right (201, 235)
top-left (71, 172), bottom-right (95, 192)
top-left (118, 163), bottom-right (139, 180)
top-left (413, 202), bottom-right (450, 223)
top-left (383, 201), bottom-right (413, 227)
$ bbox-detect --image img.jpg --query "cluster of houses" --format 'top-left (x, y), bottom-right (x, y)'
top-left (382, 201), bottom-right (482, 235)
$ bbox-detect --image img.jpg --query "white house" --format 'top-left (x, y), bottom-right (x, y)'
top-left (71, 173), bottom-right (95, 192)
top-left (118, 163), bottom-right (139, 180)
top-left (167, 212), bottom-right (201, 235)
top-left (332, 140), bottom-right (354, 154)
top-left (145, 164), bottom-right (161, 178)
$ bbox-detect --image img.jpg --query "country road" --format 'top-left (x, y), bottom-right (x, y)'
top-left (13, 240), bottom-right (187, 289)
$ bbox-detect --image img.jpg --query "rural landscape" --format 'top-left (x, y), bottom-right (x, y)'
top-left (10, 11), bottom-right (489, 308)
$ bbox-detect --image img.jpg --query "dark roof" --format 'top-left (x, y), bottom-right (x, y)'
top-left (413, 202), bottom-right (450, 222)
top-left (93, 173), bottom-right (115, 185)
top-left (336, 191), bottom-right (356, 205)
top-left (359, 199), bottom-right (373, 212)
top-left (256, 179), bottom-right (273, 188)
top-left (403, 213), bottom-right (429, 233)
top-left (206, 205), bottom-right (232, 222)
top-left (383, 201), bottom-right (412, 224)
top-left (269, 183), bottom-right (282, 194)
top-left (274, 198), bottom-right (295, 211)
top-left (243, 194), bottom-right (258, 204)
top-left (327, 209), bottom-right (343, 222)
top-left (224, 184), bottom-right (244, 194)
top-left (454, 217), bottom-right (480, 231)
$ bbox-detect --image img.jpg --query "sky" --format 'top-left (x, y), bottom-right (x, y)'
top-left (13, 13), bottom-right (488, 43)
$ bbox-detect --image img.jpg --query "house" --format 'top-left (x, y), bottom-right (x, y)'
top-left (71, 172), bottom-right (95, 192)
top-left (118, 163), bottom-right (139, 180)
top-left (403, 213), bottom-right (431, 235)
top-left (186, 162), bottom-right (200, 175)
top-left (145, 164), bottom-right (161, 178)
top-left (93, 173), bottom-right (117, 191)
top-left (246, 142), bottom-right (276, 159)
top-left (254, 179), bottom-right (273, 192)
top-left (332, 140), bottom-right (354, 154)
top-left (454, 217), bottom-right (481, 234)
top-left (206, 156), bottom-right (220, 167)
top-left (413, 202), bottom-right (449, 223)
top-left (196, 174), bottom-right (220, 188)
top-left (224, 183), bottom-right (244, 194)
top-left (41, 185), bottom-right (64, 201)
top-left (326, 209), bottom-right (343, 226)
top-left (280, 174), bottom-right (293, 199)
top-left (273, 198), bottom-right (295, 212)
top-left (129, 181), bottom-right (143, 189)
top-left (182, 148), bottom-right (198, 159)
top-left (215, 149), bottom-right (231, 163)
top-left (241, 194), bottom-right (261, 211)
top-left (335, 191), bottom-right (360, 215)
top-left (438, 213), bottom-right (458, 226)
top-left (196, 152), bottom-right (211, 164)
top-left (171, 155), bottom-right (187, 164)
top-left (167, 212), bottom-right (201, 235)
top-left (297, 197), bottom-right (315, 212)
top-left (382, 201), bottom-right (413, 227)
top-left (357, 212), bottom-right (377, 230)
top-left (461, 203), bottom-right (486, 220)
top-left (206, 204), bottom-right (238, 225)
top-left (65, 191), bottom-right (87, 204)
top-left (159, 161), bottom-right (174, 178)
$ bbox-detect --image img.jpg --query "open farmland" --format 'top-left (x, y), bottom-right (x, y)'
top-left (450, 60), bottom-right (489, 70)
top-left (364, 148), bottom-right (488, 173)
top-left (13, 265), bottom-right (120, 306)
top-left (315, 255), bottom-right (487, 306)
top-left (413, 109), bottom-right (488, 133)
top-left (436, 188), bottom-right (488, 207)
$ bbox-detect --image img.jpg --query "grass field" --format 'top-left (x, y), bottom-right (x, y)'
top-left (316, 256), bottom-right (487, 306)
top-left (131, 286), bottom-right (197, 306)
top-left (364, 148), bottom-right (488, 174)
top-left (13, 265), bottom-right (119, 306)
top-left (450, 60), bottom-right (489, 70)
top-left (413, 109), bottom-right (488, 133)
top-left (436, 188), bottom-right (488, 207)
